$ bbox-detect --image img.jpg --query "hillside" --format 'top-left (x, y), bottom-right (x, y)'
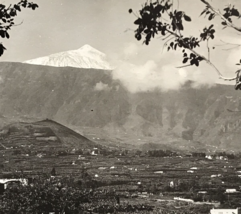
top-left (0, 62), bottom-right (241, 151)
top-left (0, 119), bottom-right (96, 151)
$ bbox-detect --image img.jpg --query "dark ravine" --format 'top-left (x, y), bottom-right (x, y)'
top-left (0, 62), bottom-right (241, 151)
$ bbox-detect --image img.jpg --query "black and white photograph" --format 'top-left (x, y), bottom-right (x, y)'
top-left (0, 0), bottom-right (241, 213)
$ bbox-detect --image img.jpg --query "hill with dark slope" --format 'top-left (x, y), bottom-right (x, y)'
top-left (0, 62), bottom-right (241, 151)
top-left (0, 119), bottom-right (96, 151)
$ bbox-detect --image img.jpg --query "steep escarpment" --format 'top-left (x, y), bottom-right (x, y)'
top-left (0, 62), bottom-right (241, 151)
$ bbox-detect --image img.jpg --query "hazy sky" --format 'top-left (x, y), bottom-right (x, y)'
top-left (0, 0), bottom-right (241, 90)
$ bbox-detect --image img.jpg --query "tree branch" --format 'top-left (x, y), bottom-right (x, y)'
top-left (207, 39), bottom-right (210, 60)
top-left (165, 28), bottom-right (236, 81)
top-left (218, 39), bottom-right (241, 50)
top-left (200, 0), bottom-right (241, 32)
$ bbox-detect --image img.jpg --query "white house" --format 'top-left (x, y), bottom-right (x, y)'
top-left (225, 189), bottom-right (239, 193)
top-left (210, 208), bottom-right (238, 214)
top-left (0, 178), bottom-right (28, 189)
top-left (174, 197), bottom-right (194, 203)
top-left (190, 167), bottom-right (198, 170)
top-left (154, 171), bottom-right (163, 174)
top-left (206, 155), bottom-right (213, 160)
top-left (198, 191), bottom-right (207, 194)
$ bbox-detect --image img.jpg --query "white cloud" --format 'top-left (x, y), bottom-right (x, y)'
top-left (112, 60), bottom-right (189, 93)
top-left (226, 46), bottom-right (241, 70)
top-left (123, 43), bottom-right (139, 58)
top-left (112, 59), bottom-right (218, 93)
top-left (110, 39), bottom-right (219, 93)
top-left (94, 82), bottom-right (110, 91)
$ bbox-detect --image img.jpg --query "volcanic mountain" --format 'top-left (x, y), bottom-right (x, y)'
top-left (24, 44), bottom-right (112, 70)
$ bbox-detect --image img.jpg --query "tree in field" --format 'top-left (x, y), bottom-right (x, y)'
top-left (129, 0), bottom-right (241, 89)
top-left (0, 0), bottom-right (38, 57)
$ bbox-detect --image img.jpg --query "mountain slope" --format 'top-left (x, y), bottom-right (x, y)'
top-left (24, 44), bottom-right (112, 70)
top-left (0, 119), bottom-right (96, 150)
top-left (0, 62), bottom-right (241, 151)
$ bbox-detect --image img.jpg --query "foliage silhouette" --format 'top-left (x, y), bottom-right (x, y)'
top-left (129, 0), bottom-right (241, 89)
top-left (0, 0), bottom-right (38, 57)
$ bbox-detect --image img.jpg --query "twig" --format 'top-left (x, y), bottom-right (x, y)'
top-left (162, 36), bottom-right (175, 53)
top-left (165, 28), bottom-right (236, 80)
top-left (176, 64), bottom-right (192, 68)
top-left (124, 28), bottom-right (134, 33)
top-left (207, 39), bottom-right (210, 60)
top-left (200, 0), bottom-right (241, 32)
top-left (12, 20), bottom-right (23, 27)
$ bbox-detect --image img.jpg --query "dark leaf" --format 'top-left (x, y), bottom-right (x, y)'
top-left (221, 21), bottom-right (227, 25)
top-left (0, 4), bottom-right (5, 10)
top-left (208, 13), bottom-right (214, 20)
top-left (134, 18), bottom-right (142, 25)
top-left (144, 29), bottom-right (149, 34)
top-left (184, 14), bottom-right (191, 22)
top-left (200, 9), bottom-right (207, 16)
top-left (155, 5), bottom-right (163, 13)
top-left (183, 53), bottom-right (187, 57)
top-left (31, 4), bottom-right (39, 10)
top-left (223, 7), bottom-right (229, 12)
top-left (209, 24), bottom-right (214, 29)
top-left (170, 42), bottom-right (174, 48)
top-left (177, 22), bottom-right (183, 31)
top-left (194, 60), bottom-right (199, 66)
top-left (0, 43), bottom-right (6, 56)
top-left (5, 31), bottom-right (9, 39)
top-left (231, 8), bottom-right (239, 17)
top-left (223, 13), bottom-right (229, 18)
top-left (176, 11), bottom-right (183, 19)
top-left (183, 57), bottom-right (188, 64)
top-left (14, 4), bottom-right (21, 12)
top-left (190, 53), bottom-right (195, 58)
top-left (236, 63), bottom-right (241, 65)
top-left (0, 30), bottom-right (5, 38)
top-left (190, 59), bottom-right (195, 65)
top-left (210, 29), bottom-right (215, 34)
top-left (174, 43), bottom-right (178, 50)
top-left (10, 10), bottom-right (17, 17)
top-left (146, 33), bottom-right (151, 41)
top-left (172, 22), bottom-right (176, 31)
top-left (135, 33), bottom-right (141, 41)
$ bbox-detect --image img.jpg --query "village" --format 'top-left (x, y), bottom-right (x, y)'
top-left (1, 145), bottom-right (241, 213)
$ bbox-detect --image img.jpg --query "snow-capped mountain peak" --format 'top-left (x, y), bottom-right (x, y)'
top-left (23, 45), bottom-right (112, 70)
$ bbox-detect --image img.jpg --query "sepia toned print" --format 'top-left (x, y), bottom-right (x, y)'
top-left (0, 0), bottom-right (241, 213)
